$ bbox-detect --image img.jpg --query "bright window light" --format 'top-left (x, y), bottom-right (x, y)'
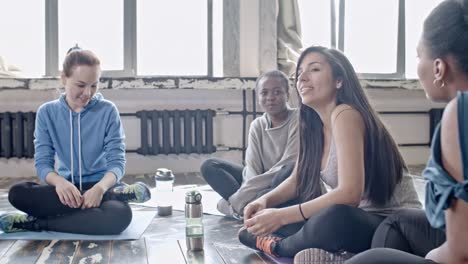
top-left (59, 0), bottom-right (124, 71)
top-left (298, 0), bottom-right (332, 49)
top-left (137, 0), bottom-right (207, 76)
top-left (344, 0), bottom-right (398, 74)
top-left (0, 0), bottom-right (45, 77)
top-left (212, 0), bottom-right (223, 77)
top-left (405, 0), bottom-right (443, 79)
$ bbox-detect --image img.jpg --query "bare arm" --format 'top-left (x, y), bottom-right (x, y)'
top-left (260, 164), bottom-right (298, 207)
top-left (429, 98), bottom-right (468, 263)
top-left (280, 105), bottom-right (366, 225)
top-left (243, 105), bottom-right (367, 235)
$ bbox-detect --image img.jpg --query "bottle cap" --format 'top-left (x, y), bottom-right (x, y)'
top-left (155, 168), bottom-right (175, 181)
top-left (185, 190), bottom-right (202, 204)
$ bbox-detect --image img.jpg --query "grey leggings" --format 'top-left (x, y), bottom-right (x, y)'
top-left (8, 181), bottom-right (132, 235)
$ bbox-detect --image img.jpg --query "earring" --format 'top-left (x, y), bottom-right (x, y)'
top-left (433, 79), bottom-right (445, 89)
top-left (336, 83), bottom-right (342, 89)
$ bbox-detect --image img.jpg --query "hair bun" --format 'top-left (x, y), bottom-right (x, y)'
top-left (66, 44), bottom-right (81, 55)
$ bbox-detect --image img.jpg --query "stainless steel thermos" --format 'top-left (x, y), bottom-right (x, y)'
top-left (185, 190), bottom-right (204, 251)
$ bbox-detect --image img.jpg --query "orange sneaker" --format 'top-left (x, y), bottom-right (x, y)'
top-left (238, 227), bottom-right (282, 256)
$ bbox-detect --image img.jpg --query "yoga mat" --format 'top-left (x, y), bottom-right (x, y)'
top-left (136, 185), bottom-right (225, 216)
top-left (0, 210), bottom-right (156, 240)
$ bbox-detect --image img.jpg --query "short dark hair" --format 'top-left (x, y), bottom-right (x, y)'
top-left (255, 70), bottom-right (290, 93)
top-left (423, 0), bottom-right (468, 74)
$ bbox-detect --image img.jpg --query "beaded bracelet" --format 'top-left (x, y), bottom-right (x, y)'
top-left (298, 203), bottom-right (307, 221)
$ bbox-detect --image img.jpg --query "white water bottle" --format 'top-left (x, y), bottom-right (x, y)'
top-left (155, 168), bottom-right (174, 216)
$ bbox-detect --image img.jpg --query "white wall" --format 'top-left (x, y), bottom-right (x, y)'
top-left (0, 77), bottom-right (445, 179)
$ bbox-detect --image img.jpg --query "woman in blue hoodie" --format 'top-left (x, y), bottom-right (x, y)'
top-left (0, 47), bottom-right (151, 235)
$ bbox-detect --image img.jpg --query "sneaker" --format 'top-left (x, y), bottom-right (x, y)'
top-left (238, 227), bottom-right (282, 256)
top-left (0, 213), bottom-right (39, 233)
top-left (294, 248), bottom-right (354, 264)
top-left (217, 199), bottom-right (235, 216)
top-left (106, 182), bottom-right (151, 203)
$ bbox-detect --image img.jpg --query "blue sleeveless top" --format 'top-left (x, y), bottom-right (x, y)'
top-left (424, 91), bottom-right (468, 230)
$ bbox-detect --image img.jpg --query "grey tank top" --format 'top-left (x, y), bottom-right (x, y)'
top-left (320, 138), bottom-right (422, 216)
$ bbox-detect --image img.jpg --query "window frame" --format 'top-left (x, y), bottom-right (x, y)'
top-left (44, 0), bottom-right (213, 77)
top-left (316, 0), bottom-right (406, 79)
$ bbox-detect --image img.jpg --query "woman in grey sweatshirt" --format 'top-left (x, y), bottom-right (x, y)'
top-left (201, 70), bottom-right (299, 218)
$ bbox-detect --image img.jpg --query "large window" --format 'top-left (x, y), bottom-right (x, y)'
top-left (2, 1), bottom-right (444, 79)
top-left (1, 0), bottom-right (45, 77)
top-left (1, 0), bottom-right (218, 77)
top-left (298, 1), bottom-right (332, 49)
top-left (299, 0), bottom-right (443, 79)
top-left (137, 0), bottom-right (207, 76)
top-left (405, 0), bottom-right (443, 79)
top-left (59, 0), bottom-right (124, 72)
top-left (343, 0), bottom-right (399, 74)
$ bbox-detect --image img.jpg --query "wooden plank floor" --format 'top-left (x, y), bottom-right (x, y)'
top-left (0, 189), bottom-right (292, 264)
top-left (0, 175), bottom-right (427, 263)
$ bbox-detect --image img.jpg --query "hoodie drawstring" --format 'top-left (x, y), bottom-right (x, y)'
top-left (69, 110), bottom-right (83, 191)
top-left (78, 112), bottom-right (82, 191)
top-left (69, 110), bottom-right (74, 186)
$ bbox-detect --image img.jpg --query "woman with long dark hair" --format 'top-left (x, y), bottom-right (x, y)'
top-left (238, 46), bottom-right (421, 262)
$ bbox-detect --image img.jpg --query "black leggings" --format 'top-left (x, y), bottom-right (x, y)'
top-left (273, 204), bottom-right (386, 257)
top-left (345, 248), bottom-right (438, 264)
top-left (200, 158), bottom-right (244, 200)
top-left (8, 181), bottom-right (132, 235)
top-left (371, 209), bottom-right (445, 257)
top-left (200, 158), bottom-right (294, 201)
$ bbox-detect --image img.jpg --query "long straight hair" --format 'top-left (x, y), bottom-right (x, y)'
top-left (294, 46), bottom-right (407, 205)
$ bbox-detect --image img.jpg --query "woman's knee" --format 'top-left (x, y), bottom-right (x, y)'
top-left (8, 181), bottom-right (35, 208)
top-left (319, 204), bottom-right (355, 219)
top-left (271, 163), bottom-right (295, 187)
top-left (303, 204), bottom-right (354, 235)
top-left (200, 158), bottom-right (222, 179)
top-left (100, 201), bottom-right (132, 234)
top-left (376, 209), bottom-right (423, 233)
top-left (371, 208), bottom-right (425, 248)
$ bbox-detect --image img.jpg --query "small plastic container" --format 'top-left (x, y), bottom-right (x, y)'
top-left (155, 168), bottom-right (175, 216)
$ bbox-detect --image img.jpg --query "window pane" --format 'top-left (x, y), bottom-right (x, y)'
top-left (344, 0), bottom-right (398, 74)
top-left (0, 0), bottom-right (45, 77)
top-left (59, 0), bottom-right (124, 71)
top-left (138, 0), bottom-right (207, 76)
top-left (405, 0), bottom-right (443, 79)
top-left (298, 0), bottom-right (332, 48)
top-left (213, 0), bottom-right (223, 77)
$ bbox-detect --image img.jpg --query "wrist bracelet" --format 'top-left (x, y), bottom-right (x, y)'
top-left (298, 203), bottom-right (308, 221)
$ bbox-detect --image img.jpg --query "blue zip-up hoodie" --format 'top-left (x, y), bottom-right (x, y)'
top-left (34, 93), bottom-right (126, 190)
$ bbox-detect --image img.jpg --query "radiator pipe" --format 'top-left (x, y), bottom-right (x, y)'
top-left (252, 89), bottom-right (257, 120)
top-left (242, 89), bottom-right (247, 163)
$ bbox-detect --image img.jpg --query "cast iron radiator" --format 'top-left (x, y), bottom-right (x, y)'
top-left (136, 109), bottom-right (216, 155)
top-left (0, 112), bottom-right (36, 158)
